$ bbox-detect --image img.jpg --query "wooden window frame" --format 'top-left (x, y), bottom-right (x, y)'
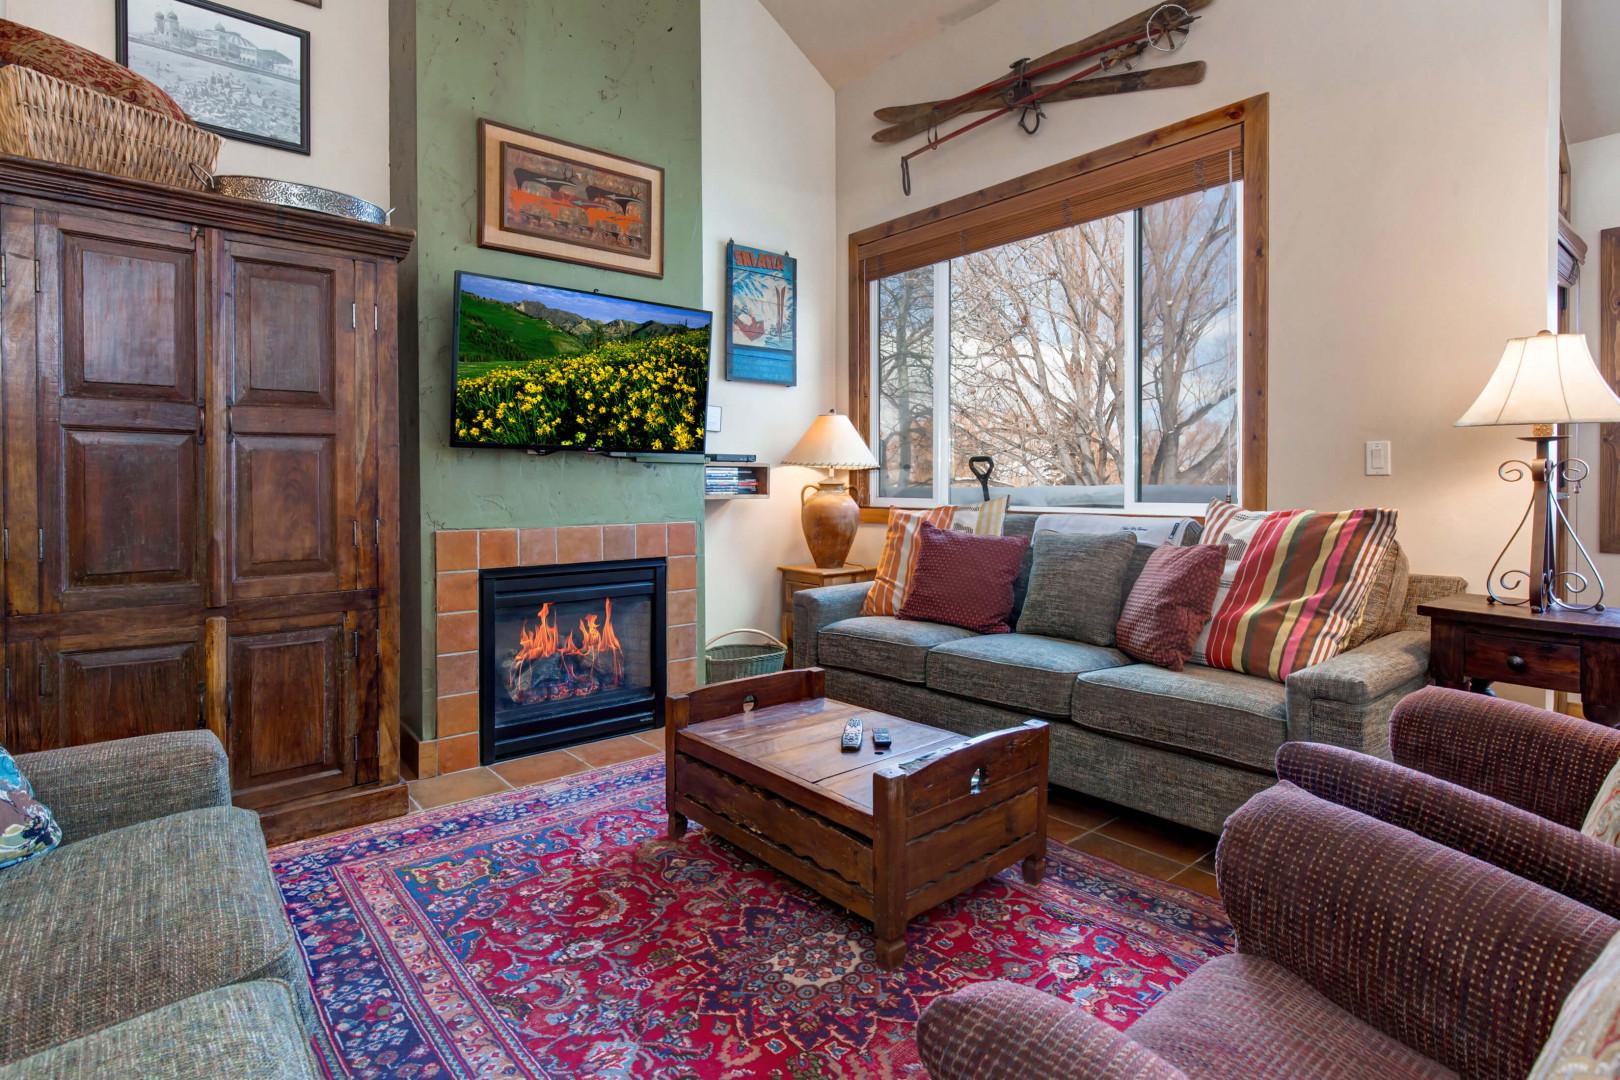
top-left (848, 94), bottom-right (1269, 521)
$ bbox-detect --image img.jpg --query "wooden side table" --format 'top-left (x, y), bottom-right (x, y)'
top-left (778, 563), bottom-right (876, 648)
top-left (1420, 593), bottom-right (1620, 726)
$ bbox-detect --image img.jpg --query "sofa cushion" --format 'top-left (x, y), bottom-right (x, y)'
top-left (818, 616), bottom-right (977, 684)
top-left (898, 522), bottom-right (1028, 634)
top-left (927, 633), bottom-right (1129, 717)
top-left (1016, 530), bottom-right (1137, 645)
top-left (1130, 955), bottom-right (1456, 1079)
top-left (1072, 663), bottom-right (1288, 771)
top-left (0, 805), bottom-right (313, 1063)
top-left (0, 980), bottom-right (320, 1080)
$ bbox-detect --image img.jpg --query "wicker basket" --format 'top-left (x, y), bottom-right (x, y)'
top-left (0, 65), bottom-right (220, 190)
top-left (704, 629), bottom-right (788, 683)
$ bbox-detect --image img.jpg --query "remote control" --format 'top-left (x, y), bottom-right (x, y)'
top-left (840, 717), bottom-right (863, 752)
top-left (872, 727), bottom-right (892, 752)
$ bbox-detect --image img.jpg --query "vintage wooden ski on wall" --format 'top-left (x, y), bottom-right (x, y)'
top-left (877, 0), bottom-right (1211, 194)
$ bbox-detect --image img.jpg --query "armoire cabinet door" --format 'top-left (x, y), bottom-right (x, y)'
top-left (226, 608), bottom-right (374, 808)
top-left (216, 238), bottom-right (366, 603)
top-left (8, 624), bottom-right (206, 753)
top-left (31, 212), bottom-right (207, 615)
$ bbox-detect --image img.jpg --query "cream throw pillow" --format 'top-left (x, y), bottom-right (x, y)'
top-left (1529, 931), bottom-right (1620, 1079)
top-left (1582, 757), bottom-right (1620, 847)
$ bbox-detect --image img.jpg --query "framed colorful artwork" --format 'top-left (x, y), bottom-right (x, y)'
top-left (725, 241), bottom-right (796, 385)
top-left (477, 119), bottom-right (664, 278)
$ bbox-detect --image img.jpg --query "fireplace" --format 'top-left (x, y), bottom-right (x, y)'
top-left (478, 558), bottom-right (666, 763)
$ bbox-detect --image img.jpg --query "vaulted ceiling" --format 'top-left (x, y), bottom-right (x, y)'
top-left (757, 0), bottom-right (1005, 89)
top-left (1564, 0), bottom-right (1620, 143)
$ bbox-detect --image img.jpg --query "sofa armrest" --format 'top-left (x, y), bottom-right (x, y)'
top-left (1218, 781), bottom-right (1617, 1078)
top-left (1283, 630), bottom-right (1429, 750)
top-left (1399, 573), bottom-right (1469, 631)
top-left (918, 981), bottom-right (1188, 1080)
top-left (16, 731), bottom-right (232, 844)
top-left (1391, 686), bottom-right (1620, 830)
top-left (791, 581), bottom-right (873, 668)
top-left (1277, 741), bottom-right (1620, 917)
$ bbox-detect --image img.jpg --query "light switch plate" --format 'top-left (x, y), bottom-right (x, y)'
top-left (1365, 440), bottom-right (1392, 476)
top-left (706, 405), bottom-right (722, 433)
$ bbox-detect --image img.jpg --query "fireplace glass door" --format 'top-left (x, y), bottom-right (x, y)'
top-left (479, 559), bottom-right (665, 762)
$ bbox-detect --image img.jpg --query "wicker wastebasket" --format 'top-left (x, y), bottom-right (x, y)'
top-left (704, 629), bottom-right (788, 683)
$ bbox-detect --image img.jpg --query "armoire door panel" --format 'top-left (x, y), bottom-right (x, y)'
top-left (64, 429), bottom-right (198, 590)
top-left (2, 202), bottom-right (40, 617)
top-left (36, 211), bottom-right (205, 613)
top-left (231, 433), bottom-right (336, 585)
top-left (70, 244), bottom-right (189, 398)
top-left (227, 612), bottom-right (355, 808)
top-left (218, 238), bottom-right (358, 601)
top-left (24, 626), bottom-right (206, 752)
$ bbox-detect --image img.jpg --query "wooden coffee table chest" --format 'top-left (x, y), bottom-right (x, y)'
top-left (666, 668), bottom-right (1049, 968)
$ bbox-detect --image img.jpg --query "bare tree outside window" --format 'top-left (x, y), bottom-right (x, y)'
top-left (876, 267), bottom-right (935, 498)
top-left (1139, 185), bottom-right (1238, 503)
top-left (872, 181), bottom-right (1239, 511)
top-left (949, 215), bottom-right (1128, 506)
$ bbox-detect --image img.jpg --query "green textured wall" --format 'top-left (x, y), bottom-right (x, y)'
top-left (396, 0), bottom-right (704, 741)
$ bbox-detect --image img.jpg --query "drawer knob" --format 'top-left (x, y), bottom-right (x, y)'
top-left (1506, 654), bottom-right (1528, 673)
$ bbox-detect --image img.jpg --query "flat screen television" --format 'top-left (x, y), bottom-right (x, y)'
top-left (451, 270), bottom-right (712, 455)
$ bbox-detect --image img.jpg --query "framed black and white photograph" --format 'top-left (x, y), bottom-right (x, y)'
top-left (117, 0), bottom-right (310, 154)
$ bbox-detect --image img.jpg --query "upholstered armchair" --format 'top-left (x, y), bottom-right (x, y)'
top-left (1278, 685), bottom-right (1620, 916)
top-left (916, 781), bottom-right (1615, 1079)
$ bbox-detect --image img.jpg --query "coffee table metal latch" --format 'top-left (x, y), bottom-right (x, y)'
top-left (969, 768), bottom-right (984, 796)
top-left (742, 695), bottom-right (756, 713)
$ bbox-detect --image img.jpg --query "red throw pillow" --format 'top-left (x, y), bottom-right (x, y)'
top-left (1116, 544), bottom-right (1226, 670)
top-left (897, 522), bottom-right (1029, 634)
top-left (0, 20), bottom-right (190, 122)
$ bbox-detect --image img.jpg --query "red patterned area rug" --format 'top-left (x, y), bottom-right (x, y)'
top-left (272, 758), bottom-right (1232, 1079)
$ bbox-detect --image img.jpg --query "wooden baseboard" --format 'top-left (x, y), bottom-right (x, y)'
top-left (401, 728), bottom-right (439, 780)
top-left (258, 781), bottom-right (410, 847)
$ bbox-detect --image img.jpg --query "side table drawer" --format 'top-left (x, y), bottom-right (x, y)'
top-left (1464, 633), bottom-right (1582, 692)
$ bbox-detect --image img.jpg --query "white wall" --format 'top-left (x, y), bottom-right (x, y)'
top-left (838, 0), bottom-right (1562, 586)
top-left (1568, 131), bottom-right (1620, 592)
top-left (700, 0), bottom-right (838, 640)
top-left (7, 0), bottom-right (390, 206)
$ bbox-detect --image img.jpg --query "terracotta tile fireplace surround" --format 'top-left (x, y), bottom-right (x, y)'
top-left (410, 521), bottom-right (699, 779)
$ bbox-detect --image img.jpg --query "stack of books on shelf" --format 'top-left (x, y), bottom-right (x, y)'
top-left (705, 467), bottom-right (760, 496)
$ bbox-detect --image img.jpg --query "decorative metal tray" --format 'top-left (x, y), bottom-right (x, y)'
top-left (191, 167), bottom-right (390, 225)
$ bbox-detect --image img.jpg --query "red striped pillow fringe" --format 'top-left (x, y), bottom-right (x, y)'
top-left (1203, 506), bottom-right (1398, 682)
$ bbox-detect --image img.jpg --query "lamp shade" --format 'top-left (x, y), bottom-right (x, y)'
top-left (1456, 331), bottom-right (1620, 427)
top-left (782, 412), bottom-right (879, 470)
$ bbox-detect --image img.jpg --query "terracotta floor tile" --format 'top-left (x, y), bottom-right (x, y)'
top-left (408, 768), bottom-right (510, 809)
top-left (1097, 811), bottom-right (1217, 866)
top-left (1048, 820), bottom-right (1093, 846)
top-left (1194, 851), bottom-right (1218, 875)
top-left (1170, 866), bottom-right (1221, 899)
top-left (493, 749), bottom-right (590, 788)
top-left (407, 797), bottom-right (424, 814)
top-left (634, 730), bottom-right (667, 752)
top-left (1047, 791), bottom-right (1117, 833)
top-left (572, 733), bottom-right (659, 767)
top-left (1070, 831), bottom-right (1185, 884)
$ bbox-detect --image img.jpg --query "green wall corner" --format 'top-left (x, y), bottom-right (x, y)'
top-left (397, 0), bottom-right (705, 742)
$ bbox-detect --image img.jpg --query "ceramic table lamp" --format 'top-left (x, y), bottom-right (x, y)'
top-left (1456, 330), bottom-right (1620, 612)
top-left (782, 411), bottom-right (880, 568)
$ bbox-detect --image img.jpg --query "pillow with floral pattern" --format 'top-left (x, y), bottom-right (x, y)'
top-left (0, 745), bottom-right (59, 871)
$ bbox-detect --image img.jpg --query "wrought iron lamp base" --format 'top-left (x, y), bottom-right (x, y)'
top-left (1486, 434), bottom-right (1605, 614)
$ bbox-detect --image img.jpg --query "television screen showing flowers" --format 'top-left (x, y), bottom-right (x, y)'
top-left (452, 272), bottom-right (712, 454)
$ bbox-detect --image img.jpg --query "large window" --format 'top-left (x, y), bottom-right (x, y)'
top-left (853, 99), bottom-right (1266, 516)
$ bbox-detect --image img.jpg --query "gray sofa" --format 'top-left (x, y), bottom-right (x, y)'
top-left (0, 732), bottom-right (322, 1079)
top-left (794, 514), bottom-right (1467, 833)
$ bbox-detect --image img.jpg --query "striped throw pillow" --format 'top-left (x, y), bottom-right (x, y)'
top-left (1192, 501), bottom-right (1398, 681)
top-left (862, 506), bottom-right (957, 616)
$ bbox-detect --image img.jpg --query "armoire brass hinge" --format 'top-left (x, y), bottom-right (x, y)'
top-left (350, 302), bottom-right (357, 330)
top-left (32, 258), bottom-right (39, 293)
top-left (36, 529), bottom-right (43, 562)
top-left (2, 253), bottom-right (8, 289)
top-left (3, 527), bottom-right (9, 561)
top-left (373, 305), bottom-right (379, 332)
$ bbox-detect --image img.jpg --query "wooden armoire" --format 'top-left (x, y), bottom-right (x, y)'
top-left (0, 157), bottom-right (412, 843)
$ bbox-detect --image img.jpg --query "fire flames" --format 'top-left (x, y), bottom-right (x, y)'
top-left (504, 599), bottom-right (626, 703)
